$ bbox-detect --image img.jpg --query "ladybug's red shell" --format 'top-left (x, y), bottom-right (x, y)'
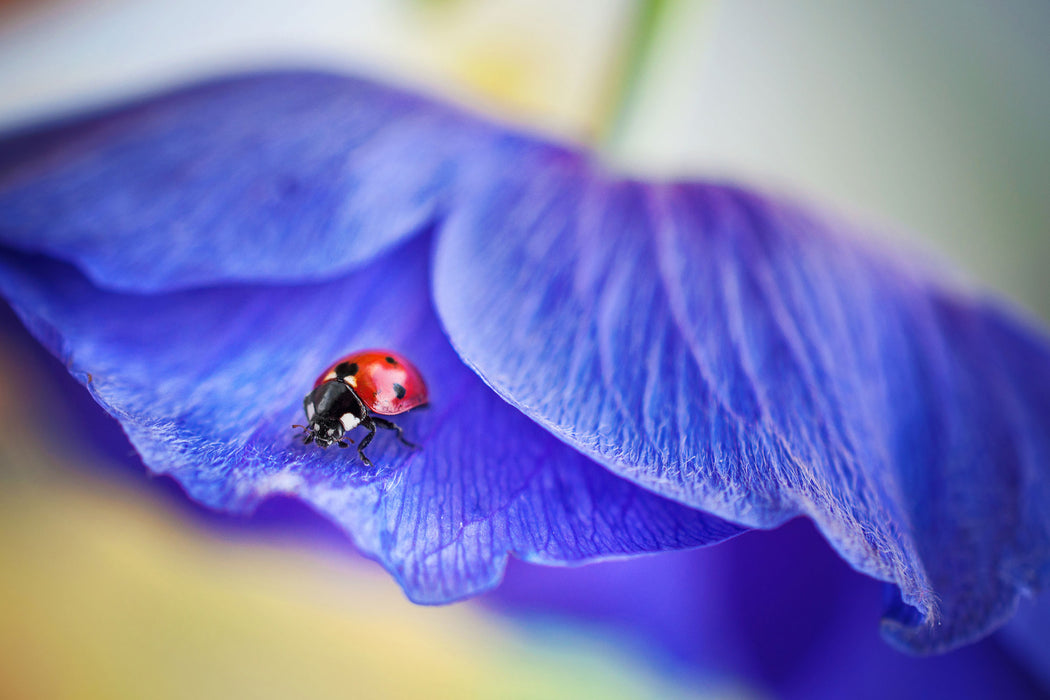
top-left (315, 349), bottom-right (428, 415)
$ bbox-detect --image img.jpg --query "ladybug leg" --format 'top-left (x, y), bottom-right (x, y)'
top-left (371, 416), bottom-right (417, 449)
top-left (356, 420), bottom-right (376, 467)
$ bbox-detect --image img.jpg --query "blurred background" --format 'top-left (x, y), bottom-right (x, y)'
top-left (0, 1), bottom-right (1047, 698)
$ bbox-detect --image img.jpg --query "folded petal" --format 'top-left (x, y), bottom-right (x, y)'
top-left (433, 153), bottom-right (1050, 651)
top-left (0, 236), bottom-right (741, 601)
top-left (0, 71), bottom-right (544, 292)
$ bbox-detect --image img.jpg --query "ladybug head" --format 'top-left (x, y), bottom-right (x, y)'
top-left (302, 416), bottom-right (344, 448)
top-left (299, 380), bottom-right (362, 449)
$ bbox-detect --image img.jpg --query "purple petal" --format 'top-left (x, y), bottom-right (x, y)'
top-left (0, 71), bottom-right (546, 292)
top-left (0, 236), bottom-right (742, 601)
top-left (492, 520), bottom-right (1047, 698)
top-left (433, 153), bottom-right (1050, 651)
top-left (1001, 591), bottom-right (1050, 691)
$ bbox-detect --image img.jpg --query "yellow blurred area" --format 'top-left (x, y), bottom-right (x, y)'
top-left (0, 339), bottom-right (745, 700)
top-left (403, 0), bottom-right (635, 142)
top-left (0, 446), bottom-right (752, 700)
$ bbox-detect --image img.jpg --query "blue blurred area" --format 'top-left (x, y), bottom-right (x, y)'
top-left (489, 518), bottom-right (1047, 699)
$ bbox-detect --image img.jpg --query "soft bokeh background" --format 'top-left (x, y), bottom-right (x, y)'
top-left (0, 1), bottom-right (1047, 698)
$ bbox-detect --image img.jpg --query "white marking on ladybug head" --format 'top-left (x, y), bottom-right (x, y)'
top-left (340, 413), bottom-right (360, 431)
top-left (306, 403), bottom-right (315, 420)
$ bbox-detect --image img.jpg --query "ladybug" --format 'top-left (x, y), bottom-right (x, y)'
top-left (297, 349), bottom-right (428, 466)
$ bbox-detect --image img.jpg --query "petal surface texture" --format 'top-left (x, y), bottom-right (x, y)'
top-left (2, 71), bottom-right (1048, 654)
top-left (0, 71), bottom-right (532, 291)
top-left (0, 237), bottom-right (742, 602)
top-left (433, 154), bottom-right (1050, 652)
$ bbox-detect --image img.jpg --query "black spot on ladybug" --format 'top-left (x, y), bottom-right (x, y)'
top-left (393, 383), bottom-right (406, 399)
top-left (385, 356), bottom-right (397, 365)
top-left (336, 361), bottom-right (358, 377)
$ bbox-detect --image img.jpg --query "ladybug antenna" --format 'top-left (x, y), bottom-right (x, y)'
top-left (293, 423), bottom-right (313, 443)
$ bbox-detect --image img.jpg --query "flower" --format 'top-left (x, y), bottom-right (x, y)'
top-left (0, 70), bottom-right (1047, 656)
top-left (2, 298), bottom-right (1043, 699)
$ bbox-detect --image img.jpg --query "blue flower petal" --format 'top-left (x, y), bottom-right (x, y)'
top-left (0, 71), bottom-right (538, 292)
top-left (0, 235), bottom-right (742, 602)
top-left (493, 520), bottom-right (1048, 699)
top-left (1002, 591), bottom-right (1050, 691)
top-left (433, 154), bottom-right (1050, 652)
top-left (4, 69), bottom-right (1046, 652)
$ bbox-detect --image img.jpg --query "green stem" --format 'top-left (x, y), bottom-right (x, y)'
top-left (596, 0), bottom-right (678, 150)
